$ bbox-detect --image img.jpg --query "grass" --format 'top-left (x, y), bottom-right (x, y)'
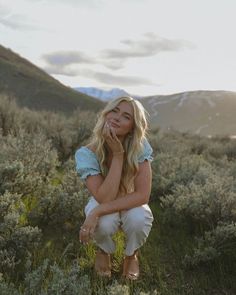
top-left (30, 201), bottom-right (236, 295)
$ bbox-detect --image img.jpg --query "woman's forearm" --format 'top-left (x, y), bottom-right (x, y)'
top-left (93, 191), bottom-right (149, 217)
top-left (96, 154), bottom-right (123, 203)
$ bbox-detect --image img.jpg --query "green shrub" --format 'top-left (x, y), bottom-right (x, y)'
top-left (0, 191), bottom-right (41, 275)
top-left (0, 95), bottom-right (20, 136)
top-left (184, 222), bottom-right (236, 266)
top-left (152, 153), bottom-right (211, 198)
top-left (28, 159), bottom-right (89, 229)
top-left (152, 131), bottom-right (236, 268)
top-left (0, 130), bottom-right (58, 197)
top-left (0, 95), bottom-right (95, 162)
top-left (161, 171), bottom-right (236, 229)
top-left (0, 278), bottom-right (19, 295)
top-left (24, 259), bottom-right (91, 295)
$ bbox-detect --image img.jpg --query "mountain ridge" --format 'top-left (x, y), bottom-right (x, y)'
top-left (141, 90), bottom-right (236, 136)
top-left (75, 86), bottom-right (236, 136)
top-left (0, 44), bottom-right (104, 114)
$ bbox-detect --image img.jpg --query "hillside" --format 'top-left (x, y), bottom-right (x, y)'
top-left (0, 44), bottom-right (104, 113)
top-left (141, 90), bottom-right (236, 136)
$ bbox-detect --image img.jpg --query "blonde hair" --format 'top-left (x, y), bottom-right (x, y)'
top-left (90, 96), bottom-right (149, 194)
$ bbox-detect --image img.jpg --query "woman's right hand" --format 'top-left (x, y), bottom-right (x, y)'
top-left (102, 121), bottom-right (124, 155)
top-left (79, 211), bottom-right (99, 245)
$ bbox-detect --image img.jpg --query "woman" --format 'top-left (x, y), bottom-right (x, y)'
top-left (75, 96), bottom-right (154, 280)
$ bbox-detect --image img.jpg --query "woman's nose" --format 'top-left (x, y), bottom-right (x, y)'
top-left (114, 113), bottom-right (120, 121)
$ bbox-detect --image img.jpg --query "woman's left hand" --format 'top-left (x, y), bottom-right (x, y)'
top-left (79, 211), bottom-right (99, 245)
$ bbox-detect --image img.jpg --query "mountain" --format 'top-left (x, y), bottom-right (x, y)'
top-left (141, 90), bottom-right (236, 137)
top-left (1, 45), bottom-right (235, 136)
top-left (74, 87), bottom-right (131, 101)
top-left (0, 44), bottom-right (104, 114)
top-left (75, 86), bottom-right (236, 136)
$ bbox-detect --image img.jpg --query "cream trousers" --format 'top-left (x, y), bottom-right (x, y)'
top-left (84, 197), bottom-right (154, 256)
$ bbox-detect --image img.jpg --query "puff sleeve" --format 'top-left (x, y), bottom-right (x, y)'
top-left (75, 147), bottom-right (101, 180)
top-left (138, 138), bottom-right (154, 163)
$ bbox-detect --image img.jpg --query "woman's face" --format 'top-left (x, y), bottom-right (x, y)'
top-left (105, 101), bottom-right (134, 139)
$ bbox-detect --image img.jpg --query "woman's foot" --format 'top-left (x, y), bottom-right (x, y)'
top-left (122, 251), bottom-right (139, 280)
top-left (94, 249), bottom-right (111, 278)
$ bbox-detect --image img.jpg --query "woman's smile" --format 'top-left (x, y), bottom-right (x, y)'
top-left (109, 121), bottom-right (120, 128)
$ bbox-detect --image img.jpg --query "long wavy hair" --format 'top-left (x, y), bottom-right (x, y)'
top-left (90, 96), bottom-right (149, 194)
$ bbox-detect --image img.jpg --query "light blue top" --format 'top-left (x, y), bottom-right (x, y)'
top-left (75, 138), bottom-right (153, 181)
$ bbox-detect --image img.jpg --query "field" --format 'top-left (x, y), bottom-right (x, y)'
top-left (1, 95), bottom-right (236, 294)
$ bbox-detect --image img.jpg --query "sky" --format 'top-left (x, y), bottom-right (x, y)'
top-left (0, 0), bottom-right (236, 96)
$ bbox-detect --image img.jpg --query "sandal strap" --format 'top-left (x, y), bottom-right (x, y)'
top-left (122, 253), bottom-right (139, 280)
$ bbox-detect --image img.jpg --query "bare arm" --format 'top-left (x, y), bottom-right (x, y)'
top-left (79, 160), bottom-right (152, 244)
top-left (93, 160), bottom-right (152, 216)
top-left (86, 121), bottom-right (124, 203)
top-left (86, 152), bottom-right (124, 203)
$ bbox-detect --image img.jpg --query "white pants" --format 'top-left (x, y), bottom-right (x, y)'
top-left (85, 197), bottom-right (154, 256)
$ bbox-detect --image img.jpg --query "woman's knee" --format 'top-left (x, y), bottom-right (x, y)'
top-left (121, 206), bottom-right (153, 232)
top-left (96, 213), bottom-right (120, 236)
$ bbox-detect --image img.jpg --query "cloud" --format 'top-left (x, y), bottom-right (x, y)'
top-left (101, 32), bottom-right (195, 60)
top-left (43, 63), bottom-right (154, 87)
top-left (42, 51), bottom-right (95, 66)
top-left (0, 4), bottom-right (41, 30)
top-left (0, 16), bottom-right (38, 30)
top-left (42, 49), bottom-right (125, 71)
top-left (42, 51), bottom-right (89, 76)
top-left (43, 65), bottom-right (79, 77)
top-left (100, 59), bottom-right (126, 70)
top-left (87, 70), bottom-right (155, 86)
top-left (42, 50), bottom-right (96, 77)
top-left (41, 32), bottom-right (195, 73)
top-left (41, 32), bottom-right (192, 87)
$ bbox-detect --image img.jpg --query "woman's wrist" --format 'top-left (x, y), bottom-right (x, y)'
top-left (113, 150), bottom-right (124, 156)
top-left (91, 207), bottom-right (101, 218)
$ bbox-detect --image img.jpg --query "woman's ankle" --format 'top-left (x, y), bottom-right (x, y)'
top-left (97, 248), bottom-right (109, 255)
top-left (125, 250), bottom-right (138, 258)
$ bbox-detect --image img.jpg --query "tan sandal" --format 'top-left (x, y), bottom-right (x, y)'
top-left (122, 251), bottom-right (139, 280)
top-left (94, 250), bottom-right (111, 278)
